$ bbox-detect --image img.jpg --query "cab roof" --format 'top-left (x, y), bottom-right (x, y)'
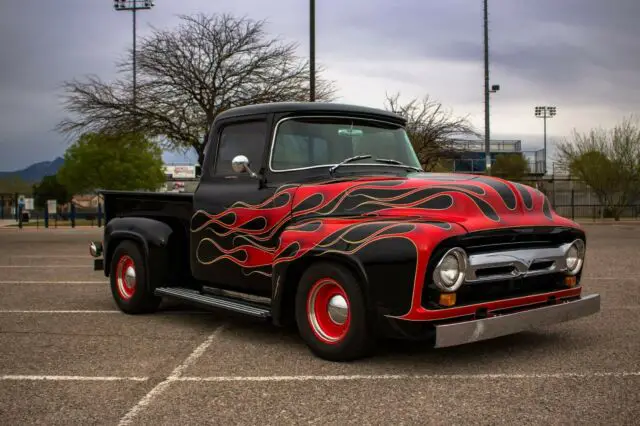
top-left (214, 102), bottom-right (407, 125)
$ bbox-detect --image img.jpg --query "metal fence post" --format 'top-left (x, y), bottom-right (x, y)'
top-left (44, 204), bottom-right (49, 228)
top-left (71, 203), bottom-right (76, 228)
top-left (571, 189), bottom-right (575, 220)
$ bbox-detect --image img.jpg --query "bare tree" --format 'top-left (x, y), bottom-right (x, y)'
top-left (57, 13), bottom-right (337, 165)
top-left (555, 115), bottom-right (640, 220)
top-left (383, 92), bottom-right (478, 171)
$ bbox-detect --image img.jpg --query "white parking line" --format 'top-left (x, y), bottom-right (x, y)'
top-left (118, 324), bottom-right (226, 426)
top-left (176, 371), bottom-right (640, 383)
top-left (0, 310), bottom-right (121, 314)
top-left (3, 371), bottom-right (637, 385)
top-left (0, 265), bottom-right (89, 268)
top-left (0, 281), bottom-right (105, 284)
top-left (0, 309), bottom-right (213, 315)
top-left (1, 375), bottom-right (148, 382)
top-left (9, 255), bottom-right (89, 258)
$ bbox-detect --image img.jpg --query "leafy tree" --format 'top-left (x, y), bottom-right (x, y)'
top-left (555, 116), bottom-right (640, 220)
top-left (32, 175), bottom-right (70, 209)
top-left (383, 92), bottom-right (478, 171)
top-left (57, 132), bottom-right (166, 194)
top-left (491, 154), bottom-right (530, 181)
top-left (56, 13), bottom-right (337, 166)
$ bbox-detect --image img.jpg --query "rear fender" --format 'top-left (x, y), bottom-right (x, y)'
top-left (103, 217), bottom-right (174, 288)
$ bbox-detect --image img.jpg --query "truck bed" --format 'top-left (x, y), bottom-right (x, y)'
top-left (100, 190), bottom-right (194, 226)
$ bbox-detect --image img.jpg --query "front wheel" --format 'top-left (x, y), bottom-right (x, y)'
top-left (109, 240), bottom-right (161, 314)
top-left (295, 262), bottom-right (376, 361)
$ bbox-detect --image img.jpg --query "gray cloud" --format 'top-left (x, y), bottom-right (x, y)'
top-left (0, 0), bottom-right (638, 170)
top-left (321, 0), bottom-right (640, 104)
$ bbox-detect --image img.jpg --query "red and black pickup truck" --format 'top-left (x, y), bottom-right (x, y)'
top-left (89, 102), bottom-right (600, 361)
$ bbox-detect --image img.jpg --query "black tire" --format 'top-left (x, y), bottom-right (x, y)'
top-left (295, 261), bottom-right (376, 361)
top-left (109, 240), bottom-right (161, 314)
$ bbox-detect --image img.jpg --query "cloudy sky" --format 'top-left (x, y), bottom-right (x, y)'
top-left (0, 0), bottom-right (638, 171)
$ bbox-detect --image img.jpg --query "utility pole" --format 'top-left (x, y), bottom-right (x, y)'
top-left (310, 0), bottom-right (316, 102)
top-left (483, 0), bottom-right (500, 174)
top-left (113, 0), bottom-right (155, 109)
top-left (483, 0), bottom-right (490, 173)
top-left (535, 106), bottom-right (557, 175)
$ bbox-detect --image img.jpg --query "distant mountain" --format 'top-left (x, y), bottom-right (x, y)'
top-left (0, 157), bottom-right (64, 183)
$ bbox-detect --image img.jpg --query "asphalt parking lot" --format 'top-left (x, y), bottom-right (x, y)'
top-left (0, 225), bottom-right (639, 425)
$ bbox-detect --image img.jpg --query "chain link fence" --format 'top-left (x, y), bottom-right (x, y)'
top-left (517, 176), bottom-right (640, 221)
top-left (3, 175), bottom-right (640, 228)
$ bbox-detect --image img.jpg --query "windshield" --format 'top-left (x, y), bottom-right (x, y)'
top-left (270, 117), bottom-right (422, 172)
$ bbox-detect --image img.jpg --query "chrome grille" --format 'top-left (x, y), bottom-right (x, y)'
top-left (422, 226), bottom-right (585, 309)
top-left (464, 243), bottom-right (574, 283)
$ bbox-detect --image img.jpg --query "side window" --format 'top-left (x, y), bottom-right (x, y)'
top-left (215, 120), bottom-right (267, 175)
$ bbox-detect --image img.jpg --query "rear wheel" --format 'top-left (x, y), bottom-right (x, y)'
top-left (295, 262), bottom-right (376, 361)
top-left (109, 240), bottom-right (161, 314)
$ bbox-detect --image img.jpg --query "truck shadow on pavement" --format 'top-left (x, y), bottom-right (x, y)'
top-left (156, 300), bottom-right (591, 368)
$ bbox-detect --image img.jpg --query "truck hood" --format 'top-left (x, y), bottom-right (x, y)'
top-left (292, 172), bottom-right (579, 233)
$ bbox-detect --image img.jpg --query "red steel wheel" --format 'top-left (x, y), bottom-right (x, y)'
top-left (306, 278), bottom-right (351, 344)
top-left (109, 240), bottom-right (161, 314)
top-left (115, 254), bottom-right (137, 300)
top-left (295, 262), bottom-right (376, 361)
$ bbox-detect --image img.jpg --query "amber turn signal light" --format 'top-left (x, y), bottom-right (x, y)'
top-left (439, 293), bottom-right (456, 307)
top-left (564, 276), bottom-right (577, 288)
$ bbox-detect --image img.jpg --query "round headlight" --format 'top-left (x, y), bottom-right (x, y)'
top-left (565, 239), bottom-right (585, 275)
top-left (433, 247), bottom-right (468, 292)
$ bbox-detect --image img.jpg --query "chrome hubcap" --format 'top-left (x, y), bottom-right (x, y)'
top-left (327, 294), bottom-right (348, 324)
top-left (124, 266), bottom-right (136, 288)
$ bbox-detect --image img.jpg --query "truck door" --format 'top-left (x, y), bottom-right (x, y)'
top-left (190, 114), bottom-right (282, 296)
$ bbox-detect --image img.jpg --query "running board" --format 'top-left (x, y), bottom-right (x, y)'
top-left (154, 287), bottom-right (271, 319)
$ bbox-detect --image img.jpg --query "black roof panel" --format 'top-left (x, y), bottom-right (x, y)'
top-left (215, 102), bottom-right (406, 124)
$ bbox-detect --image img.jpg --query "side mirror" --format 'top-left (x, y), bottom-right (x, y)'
top-left (231, 155), bottom-right (258, 178)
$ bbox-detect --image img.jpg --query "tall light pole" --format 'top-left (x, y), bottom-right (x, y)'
top-left (534, 105), bottom-right (557, 175)
top-left (113, 0), bottom-right (155, 109)
top-left (483, 0), bottom-right (499, 174)
top-left (309, 0), bottom-right (316, 102)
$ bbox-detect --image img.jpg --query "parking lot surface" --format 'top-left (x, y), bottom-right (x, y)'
top-left (0, 225), bottom-right (639, 425)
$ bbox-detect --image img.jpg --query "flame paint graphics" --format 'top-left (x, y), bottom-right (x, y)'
top-left (190, 174), bottom-right (575, 301)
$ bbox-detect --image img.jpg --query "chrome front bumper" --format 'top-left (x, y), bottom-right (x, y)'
top-left (433, 293), bottom-right (601, 348)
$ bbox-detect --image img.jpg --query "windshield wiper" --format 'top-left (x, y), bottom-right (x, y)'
top-left (374, 158), bottom-right (422, 172)
top-left (329, 154), bottom-right (372, 176)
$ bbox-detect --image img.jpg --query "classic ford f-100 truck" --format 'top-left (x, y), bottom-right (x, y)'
top-left (89, 102), bottom-right (600, 361)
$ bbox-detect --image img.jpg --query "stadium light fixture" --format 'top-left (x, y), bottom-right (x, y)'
top-left (534, 105), bottom-right (557, 175)
top-left (113, 0), bottom-right (155, 110)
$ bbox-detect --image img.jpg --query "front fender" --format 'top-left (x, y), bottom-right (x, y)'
top-left (270, 218), bottom-right (466, 325)
top-left (103, 217), bottom-right (174, 278)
